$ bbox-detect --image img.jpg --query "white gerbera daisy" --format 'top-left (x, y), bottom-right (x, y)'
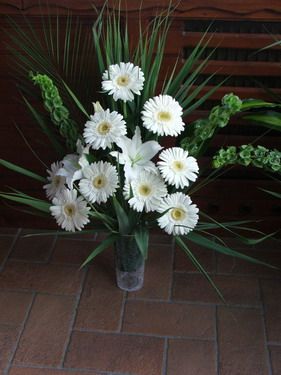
top-left (157, 192), bottom-right (199, 235)
top-left (102, 62), bottom-right (145, 102)
top-left (43, 161), bottom-right (66, 200)
top-left (50, 188), bottom-right (90, 232)
top-left (83, 109), bottom-right (126, 150)
top-left (79, 161), bottom-right (119, 204)
top-left (157, 147), bottom-right (199, 189)
top-left (124, 171), bottom-right (167, 212)
top-left (142, 94), bottom-right (185, 136)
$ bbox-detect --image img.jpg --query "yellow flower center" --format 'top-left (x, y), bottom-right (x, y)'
top-left (53, 175), bottom-right (62, 187)
top-left (172, 160), bottom-right (185, 172)
top-left (157, 111), bottom-right (171, 122)
top-left (97, 121), bottom-right (111, 135)
top-left (93, 175), bottom-right (106, 189)
top-left (117, 75), bottom-right (130, 87)
top-left (138, 184), bottom-right (151, 196)
top-left (64, 204), bottom-right (76, 217)
top-left (171, 208), bottom-right (186, 221)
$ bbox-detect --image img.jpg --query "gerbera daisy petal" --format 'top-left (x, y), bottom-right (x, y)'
top-left (50, 189), bottom-right (90, 232)
top-left (157, 192), bottom-right (199, 235)
top-left (102, 62), bottom-right (145, 102)
top-left (142, 94), bottom-right (185, 136)
top-left (124, 171), bottom-right (167, 212)
top-left (43, 161), bottom-right (66, 200)
top-left (83, 109), bottom-right (126, 150)
top-left (79, 161), bottom-right (119, 204)
top-left (157, 147), bottom-right (199, 189)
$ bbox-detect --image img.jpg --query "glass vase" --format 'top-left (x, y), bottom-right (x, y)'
top-left (114, 235), bottom-right (145, 292)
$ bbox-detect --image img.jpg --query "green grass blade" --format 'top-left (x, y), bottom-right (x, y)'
top-left (134, 226), bottom-right (149, 259)
top-left (80, 233), bottom-right (118, 268)
top-left (0, 193), bottom-right (50, 213)
top-left (259, 188), bottom-right (281, 199)
top-left (242, 111), bottom-right (281, 131)
top-left (176, 236), bottom-right (225, 302)
top-left (188, 232), bottom-right (277, 269)
top-left (112, 196), bottom-right (130, 235)
top-left (62, 81), bottom-right (90, 118)
top-left (0, 159), bottom-right (45, 182)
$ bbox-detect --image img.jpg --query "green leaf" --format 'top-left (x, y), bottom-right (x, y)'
top-left (197, 220), bottom-right (258, 231)
top-left (80, 233), bottom-right (117, 268)
top-left (241, 99), bottom-right (281, 111)
top-left (259, 188), bottom-right (281, 199)
top-left (0, 159), bottom-right (45, 182)
top-left (188, 232), bottom-right (277, 269)
top-left (22, 95), bottom-right (65, 156)
top-left (0, 193), bottom-right (50, 213)
top-left (134, 226), bottom-right (149, 259)
top-left (242, 111), bottom-right (281, 131)
top-left (112, 196), bottom-right (130, 235)
top-left (62, 80), bottom-right (90, 118)
top-left (175, 236), bottom-right (225, 302)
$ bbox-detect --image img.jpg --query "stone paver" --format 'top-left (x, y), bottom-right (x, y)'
top-left (0, 228), bottom-right (279, 375)
top-left (14, 294), bottom-right (76, 366)
top-left (167, 339), bottom-right (217, 375)
top-left (123, 300), bottom-right (215, 338)
top-left (217, 306), bottom-right (269, 375)
top-left (65, 331), bottom-right (164, 375)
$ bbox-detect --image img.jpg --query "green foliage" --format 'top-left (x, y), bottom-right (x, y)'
top-left (0, 159), bottom-right (45, 182)
top-left (213, 145), bottom-right (281, 173)
top-left (180, 93), bottom-right (242, 157)
top-left (30, 72), bottom-right (79, 150)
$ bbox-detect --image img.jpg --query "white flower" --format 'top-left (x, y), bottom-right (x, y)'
top-left (43, 161), bottom-right (66, 200)
top-left (102, 62), bottom-right (145, 102)
top-left (124, 171), bottom-right (167, 212)
top-left (157, 147), bottom-right (199, 189)
top-left (110, 126), bottom-right (162, 181)
top-left (79, 161), bottom-right (119, 204)
top-left (50, 188), bottom-right (90, 232)
top-left (83, 109), bottom-right (126, 150)
top-left (58, 140), bottom-right (90, 188)
top-left (142, 94), bottom-right (185, 136)
top-left (157, 192), bottom-right (199, 235)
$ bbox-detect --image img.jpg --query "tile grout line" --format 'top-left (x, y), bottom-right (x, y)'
top-left (258, 278), bottom-right (273, 375)
top-left (215, 305), bottom-right (220, 375)
top-left (161, 337), bottom-right (169, 375)
top-left (9, 363), bottom-right (130, 375)
top-left (0, 228), bottom-right (21, 273)
top-left (60, 266), bottom-right (89, 367)
top-left (4, 291), bottom-right (37, 375)
top-left (173, 270), bottom-right (281, 279)
top-left (10, 362), bottom-right (133, 374)
top-left (73, 327), bottom-right (216, 341)
top-left (0, 287), bottom-right (263, 310)
top-left (267, 341), bottom-right (281, 346)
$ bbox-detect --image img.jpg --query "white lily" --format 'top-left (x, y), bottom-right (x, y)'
top-left (58, 139), bottom-right (90, 188)
top-left (110, 127), bottom-right (162, 181)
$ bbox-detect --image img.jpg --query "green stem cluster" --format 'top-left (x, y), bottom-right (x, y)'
top-left (213, 144), bottom-right (281, 173)
top-left (180, 93), bottom-right (242, 157)
top-left (30, 72), bottom-right (79, 151)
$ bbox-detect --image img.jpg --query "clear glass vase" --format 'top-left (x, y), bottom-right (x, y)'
top-left (114, 235), bottom-right (145, 292)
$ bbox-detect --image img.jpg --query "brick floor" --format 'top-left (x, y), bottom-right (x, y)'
top-left (0, 229), bottom-right (280, 375)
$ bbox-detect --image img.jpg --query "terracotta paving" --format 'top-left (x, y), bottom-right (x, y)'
top-left (0, 227), bottom-right (280, 375)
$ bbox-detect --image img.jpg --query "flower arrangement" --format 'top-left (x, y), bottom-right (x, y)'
top-left (0, 3), bottom-right (276, 294)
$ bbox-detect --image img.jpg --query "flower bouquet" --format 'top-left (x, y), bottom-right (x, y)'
top-left (0, 3), bottom-right (275, 295)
